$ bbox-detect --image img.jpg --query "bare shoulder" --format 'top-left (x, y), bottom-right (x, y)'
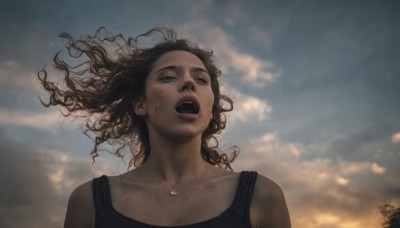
top-left (64, 180), bottom-right (95, 228)
top-left (251, 174), bottom-right (291, 228)
top-left (253, 174), bottom-right (285, 201)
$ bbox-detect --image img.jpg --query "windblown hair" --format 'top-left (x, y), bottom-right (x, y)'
top-left (38, 27), bottom-right (238, 170)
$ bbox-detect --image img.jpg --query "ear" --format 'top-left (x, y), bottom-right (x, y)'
top-left (133, 97), bottom-right (147, 116)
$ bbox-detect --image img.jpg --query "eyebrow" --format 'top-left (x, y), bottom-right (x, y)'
top-left (156, 65), bottom-right (210, 75)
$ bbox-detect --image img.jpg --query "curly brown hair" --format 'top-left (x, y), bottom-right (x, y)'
top-left (38, 27), bottom-right (238, 170)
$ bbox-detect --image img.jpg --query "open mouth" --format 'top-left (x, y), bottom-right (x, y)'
top-left (175, 99), bottom-right (199, 114)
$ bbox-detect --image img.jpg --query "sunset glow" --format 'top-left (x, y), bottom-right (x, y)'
top-left (1, 1), bottom-right (399, 227)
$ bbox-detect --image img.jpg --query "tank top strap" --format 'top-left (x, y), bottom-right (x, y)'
top-left (92, 175), bottom-right (113, 215)
top-left (230, 171), bottom-right (258, 223)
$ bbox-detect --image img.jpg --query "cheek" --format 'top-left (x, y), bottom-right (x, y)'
top-left (206, 90), bottom-right (215, 114)
top-left (146, 86), bottom-right (166, 103)
top-left (208, 88), bottom-right (215, 105)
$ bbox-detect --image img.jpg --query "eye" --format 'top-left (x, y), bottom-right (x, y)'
top-left (160, 75), bottom-right (176, 82)
top-left (196, 77), bottom-right (208, 84)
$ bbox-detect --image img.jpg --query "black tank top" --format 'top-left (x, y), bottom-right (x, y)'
top-left (92, 171), bottom-right (258, 228)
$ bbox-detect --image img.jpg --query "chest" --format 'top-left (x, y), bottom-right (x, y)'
top-left (110, 177), bottom-right (237, 226)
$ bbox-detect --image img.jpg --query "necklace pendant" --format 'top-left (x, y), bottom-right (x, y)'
top-left (169, 191), bottom-right (178, 196)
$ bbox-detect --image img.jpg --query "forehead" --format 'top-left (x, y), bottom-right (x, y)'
top-left (151, 50), bottom-right (206, 71)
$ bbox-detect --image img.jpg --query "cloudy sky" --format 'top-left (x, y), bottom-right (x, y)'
top-left (1, 0), bottom-right (399, 227)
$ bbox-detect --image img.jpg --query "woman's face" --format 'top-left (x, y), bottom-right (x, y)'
top-left (134, 50), bottom-right (215, 141)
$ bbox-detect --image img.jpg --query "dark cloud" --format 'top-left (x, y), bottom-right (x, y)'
top-left (0, 136), bottom-right (97, 228)
top-left (248, 0), bottom-right (400, 169)
top-left (327, 127), bottom-right (394, 158)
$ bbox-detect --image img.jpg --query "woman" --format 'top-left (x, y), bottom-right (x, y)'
top-left (38, 27), bottom-right (291, 228)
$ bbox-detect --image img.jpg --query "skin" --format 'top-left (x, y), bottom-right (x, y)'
top-left (64, 51), bottom-right (291, 228)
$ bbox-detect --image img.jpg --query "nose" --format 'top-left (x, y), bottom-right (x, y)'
top-left (179, 75), bottom-right (196, 93)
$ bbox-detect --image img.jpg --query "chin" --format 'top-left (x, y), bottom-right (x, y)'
top-left (168, 127), bottom-right (206, 141)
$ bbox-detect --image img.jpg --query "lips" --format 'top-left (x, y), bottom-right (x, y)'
top-left (175, 96), bottom-right (200, 114)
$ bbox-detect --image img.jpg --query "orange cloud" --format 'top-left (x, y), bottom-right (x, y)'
top-left (391, 132), bottom-right (400, 143)
top-left (233, 133), bottom-right (391, 228)
top-left (371, 162), bottom-right (385, 174)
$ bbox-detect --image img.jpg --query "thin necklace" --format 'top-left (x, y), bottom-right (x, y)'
top-left (169, 190), bottom-right (178, 196)
top-left (163, 182), bottom-right (178, 197)
top-left (138, 154), bottom-right (194, 197)
top-left (162, 154), bottom-right (194, 197)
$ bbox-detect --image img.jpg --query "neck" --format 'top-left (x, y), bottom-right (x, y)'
top-left (136, 132), bottom-right (212, 186)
